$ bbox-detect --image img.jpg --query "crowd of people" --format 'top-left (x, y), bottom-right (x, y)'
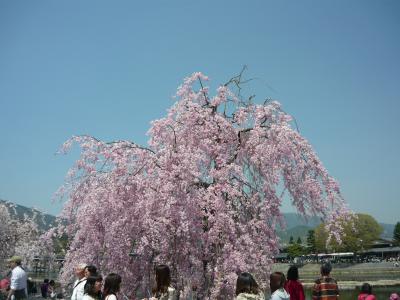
top-left (1, 256), bottom-right (400, 300)
top-left (69, 263), bottom-right (173, 300)
top-left (234, 262), bottom-right (400, 300)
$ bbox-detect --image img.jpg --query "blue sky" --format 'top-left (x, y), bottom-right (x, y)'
top-left (0, 1), bottom-right (399, 223)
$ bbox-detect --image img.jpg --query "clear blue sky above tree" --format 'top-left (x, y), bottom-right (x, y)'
top-left (0, 0), bottom-right (399, 222)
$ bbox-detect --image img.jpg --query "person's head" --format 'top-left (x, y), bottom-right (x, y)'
top-left (270, 272), bottom-right (286, 294)
top-left (7, 256), bottom-right (22, 269)
top-left (360, 283), bottom-right (372, 294)
top-left (84, 275), bottom-right (103, 298)
top-left (155, 265), bottom-right (171, 294)
top-left (287, 266), bottom-right (299, 281)
top-left (49, 280), bottom-right (55, 287)
top-left (235, 272), bottom-right (259, 296)
top-left (75, 263), bottom-right (87, 279)
top-left (0, 278), bottom-right (10, 290)
top-left (390, 293), bottom-right (400, 300)
top-left (103, 273), bottom-right (121, 297)
top-left (320, 262), bottom-right (332, 276)
top-left (44, 279), bottom-right (49, 284)
top-left (84, 265), bottom-right (97, 278)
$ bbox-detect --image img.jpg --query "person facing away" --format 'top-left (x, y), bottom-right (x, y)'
top-left (6, 256), bottom-right (27, 300)
top-left (390, 293), bottom-right (400, 300)
top-left (48, 280), bottom-right (57, 299)
top-left (71, 263), bottom-right (87, 300)
top-left (284, 266), bottom-right (305, 300)
top-left (312, 262), bottom-right (339, 300)
top-left (149, 265), bottom-right (178, 300)
top-left (41, 279), bottom-right (50, 298)
top-left (357, 283), bottom-right (376, 300)
top-left (235, 272), bottom-right (264, 300)
top-left (27, 277), bottom-right (36, 295)
top-left (84, 266), bottom-right (98, 278)
top-left (0, 278), bottom-right (10, 291)
top-left (103, 273), bottom-right (122, 300)
top-left (82, 275), bottom-right (102, 300)
top-left (270, 272), bottom-right (290, 300)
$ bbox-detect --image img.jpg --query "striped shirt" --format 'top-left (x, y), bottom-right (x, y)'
top-left (312, 276), bottom-right (339, 300)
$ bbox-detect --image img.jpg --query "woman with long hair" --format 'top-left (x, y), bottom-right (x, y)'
top-left (103, 273), bottom-right (121, 300)
top-left (83, 275), bottom-right (103, 300)
top-left (358, 283), bottom-right (376, 300)
top-left (150, 265), bottom-right (177, 300)
top-left (235, 272), bottom-right (264, 300)
top-left (284, 266), bottom-right (305, 300)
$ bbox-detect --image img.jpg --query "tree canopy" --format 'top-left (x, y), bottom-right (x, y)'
top-left (53, 72), bottom-right (351, 298)
top-left (393, 222), bottom-right (400, 246)
top-left (315, 213), bottom-right (381, 253)
top-left (306, 229), bottom-right (316, 253)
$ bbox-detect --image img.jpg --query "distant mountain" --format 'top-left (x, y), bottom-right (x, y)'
top-left (276, 213), bottom-right (319, 244)
top-left (277, 225), bottom-right (312, 244)
top-left (281, 213), bottom-right (322, 229)
top-left (0, 199), bottom-right (57, 231)
top-left (380, 223), bottom-right (395, 239)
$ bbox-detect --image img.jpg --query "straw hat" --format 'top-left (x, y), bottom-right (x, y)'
top-left (7, 256), bottom-right (22, 264)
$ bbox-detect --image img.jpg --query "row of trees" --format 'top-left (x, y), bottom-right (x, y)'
top-left (285, 213), bottom-right (384, 258)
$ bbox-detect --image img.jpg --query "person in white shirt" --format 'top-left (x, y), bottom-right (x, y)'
top-left (82, 275), bottom-right (103, 300)
top-left (6, 256), bottom-right (27, 300)
top-left (71, 263), bottom-right (87, 300)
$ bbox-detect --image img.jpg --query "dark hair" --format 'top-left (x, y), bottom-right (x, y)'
top-left (361, 283), bottom-right (372, 294)
top-left (270, 272), bottom-right (286, 289)
top-left (85, 265), bottom-right (98, 276)
top-left (44, 279), bottom-right (49, 283)
top-left (49, 280), bottom-right (55, 287)
top-left (321, 262), bottom-right (332, 275)
top-left (103, 273), bottom-right (121, 297)
top-left (84, 275), bottom-right (103, 299)
top-left (235, 272), bottom-right (259, 296)
top-left (154, 265), bottom-right (171, 295)
top-left (287, 266), bottom-right (299, 281)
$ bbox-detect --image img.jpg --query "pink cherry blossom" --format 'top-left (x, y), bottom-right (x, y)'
top-left (53, 73), bottom-right (351, 299)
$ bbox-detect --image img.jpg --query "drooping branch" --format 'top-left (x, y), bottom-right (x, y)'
top-left (53, 72), bottom-right (351, 299)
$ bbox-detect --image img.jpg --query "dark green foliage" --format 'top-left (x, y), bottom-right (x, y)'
top-left (393, 222), bottom-right (400, 245)
top-left (315, 214), bottom-right (382, 253)
top-left (286, 242), bottom-right (305, 258)
top-left (306, 229), bottom-right (316, 253)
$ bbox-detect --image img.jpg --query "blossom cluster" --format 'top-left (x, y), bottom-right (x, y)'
top-left (0, 203), bottom-right (48, 272)
top-left (54, 73), bottom-right (351, 299)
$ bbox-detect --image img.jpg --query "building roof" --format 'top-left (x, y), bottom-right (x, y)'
top-left (362, 246), bottom-right (400, 254)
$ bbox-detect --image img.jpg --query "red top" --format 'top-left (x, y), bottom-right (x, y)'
top-left (284, 279), bottom-right (305, 300)
top-left (358, 293), bottom-right (377, 300)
